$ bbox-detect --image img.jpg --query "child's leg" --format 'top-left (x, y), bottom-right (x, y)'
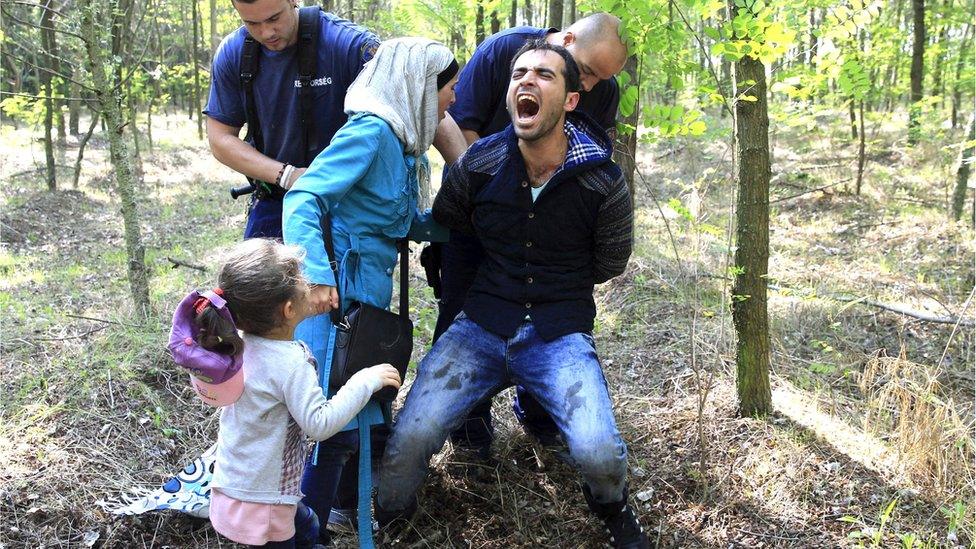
top-left (300, 430), bottom-right (358, 543)
top-left (292, 502), bottom-right (320, 548)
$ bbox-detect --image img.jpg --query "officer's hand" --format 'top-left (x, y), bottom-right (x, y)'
top-left (308, 284), bottom-right (339, 314)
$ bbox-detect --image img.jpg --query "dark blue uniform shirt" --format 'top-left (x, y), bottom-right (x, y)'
top-left (204, 11), bottom-right (378, 238)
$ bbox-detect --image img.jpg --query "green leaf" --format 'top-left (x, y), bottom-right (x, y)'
top-left (688, 120), bottom-right (707, 135)
top-left (618, 85), bottom-right (639, 117)
top-left (703, 26), bottom-right (721, 40)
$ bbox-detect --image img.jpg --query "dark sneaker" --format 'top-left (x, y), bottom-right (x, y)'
top-left (583, 484), bottom-right (650, 549)
top-left (601, 503), bottom-right (650, 549)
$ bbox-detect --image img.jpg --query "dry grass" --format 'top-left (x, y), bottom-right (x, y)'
top-left (2, 110), bottom-right (974, 548)
top-left (860, 352), bottom-right (975, 526)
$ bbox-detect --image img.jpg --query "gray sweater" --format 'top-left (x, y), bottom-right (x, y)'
top-left (212, 334), bottom-right (381, 505)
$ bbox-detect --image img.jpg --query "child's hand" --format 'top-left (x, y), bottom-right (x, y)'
top-left (367, 363), bottom-right (401, 391)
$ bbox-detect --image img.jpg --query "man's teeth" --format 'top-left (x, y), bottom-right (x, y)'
top-left (518, 93), bottom-right (537, 103)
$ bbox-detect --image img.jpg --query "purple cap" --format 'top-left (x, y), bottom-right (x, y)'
top-left (168, 290), bottom-right (244, 407)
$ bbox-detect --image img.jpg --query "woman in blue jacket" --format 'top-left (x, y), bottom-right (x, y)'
top-left (281, 37), bottom-right (458, 546)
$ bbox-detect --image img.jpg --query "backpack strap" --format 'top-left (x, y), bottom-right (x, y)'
top-left (297, 6), bottom-right (321, 166)
top-left (239, 35), bottom-right (262, 155)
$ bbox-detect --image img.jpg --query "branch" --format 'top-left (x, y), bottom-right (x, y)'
top-left (827, 294), bottom-right (974, 327)
top-left (0, 5), bottom-right (87, 41)
top-left (1, 50), bottom-right (95, 91)
top-left (706, 275), bottom-right (975, 327)
top-left (0, 90), bottom-right (88, 101)
top-left (669, 0), bottom-right (735, 118)
top-left (3, 0), bottom-right (70, 18)
top-left (165, 256), bottom-right (207, 272)
top-left (64, 313), bottom-right (146, 328)
top-left (769, 178), bottom-right (852, 204)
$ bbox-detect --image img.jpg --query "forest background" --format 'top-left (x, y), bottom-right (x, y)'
top-left (1, 0), bottom-right (974, 546)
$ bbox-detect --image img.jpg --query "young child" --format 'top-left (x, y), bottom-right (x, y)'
top-left (169, 238), bottom-right (400, 548)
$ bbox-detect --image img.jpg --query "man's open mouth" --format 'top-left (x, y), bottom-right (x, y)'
top-left (516, 92), bottom-right (540, 122)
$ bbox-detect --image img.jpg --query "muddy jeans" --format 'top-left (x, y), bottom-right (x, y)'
top-left (376, 313), bottom-right (628, 512)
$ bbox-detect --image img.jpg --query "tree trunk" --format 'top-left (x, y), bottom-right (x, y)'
top-left (210, 0), bottom-right (219, 60)
top-left (548, 0), bottom-right (562, 29)
top-left (40, 0), bottom-right (57, 190)
top-left (475, 2), bottom-right (485, 45)
top-left (951, 24), bottom-right (972, 129)
top-left (192, 0), bottom-right (204, 139)
top-left (931, 21), bottom-right (949, 103)
top-left (613, 54), bottom-right (638, 202)
top-left (849, 100), bottom-right (858, 139)
top-left (74, 111), bottom-right (100, 189)
top-left (522, 0), bottom-right (533, 27)
top-left (490, 8), bottom-right (501, 34)
top-left (82, 0), bottom-right (152, 316)
top-left (856, 100), bottom-right (866, 195)
top-left (951, 115), bottom-right (975, 220)
top-left (807, 9), bottom-right (817, 65)
top-left (908, 0), bottom-right (925, 144)
top-left (509, 0), bottom-right (517, 28)
top-left (730, 2), bottom-right (772, 418)
top-left (69, 81), bottom-right (81, 135)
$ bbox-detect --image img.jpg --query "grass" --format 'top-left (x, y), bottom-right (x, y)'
top-left (1, 108), bottom-right (974, 547)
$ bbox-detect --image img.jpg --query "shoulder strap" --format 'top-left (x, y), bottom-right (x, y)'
top-left (319, 211), bottom-right (409, 326)
top-left (297, 6), bottom-right (321, 166)
top-left (239, 35), bottom-right (262, 153)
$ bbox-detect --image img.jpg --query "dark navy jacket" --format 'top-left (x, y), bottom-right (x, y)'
top-left (432, 113), bottom-right (633, 341)
top-left (439, 26), bottom-right (621, 318)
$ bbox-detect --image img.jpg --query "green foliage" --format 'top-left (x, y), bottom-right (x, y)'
top-left (0, 95), bottom-right (46, 126)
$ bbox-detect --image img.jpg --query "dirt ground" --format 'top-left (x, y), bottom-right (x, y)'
top-left (1, 113), bottom-right (973, 548)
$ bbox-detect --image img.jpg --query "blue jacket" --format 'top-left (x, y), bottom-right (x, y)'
top-left (283, 113), bottom-right (422, 430)
top-left (432, 112), bottom-right (633, 341)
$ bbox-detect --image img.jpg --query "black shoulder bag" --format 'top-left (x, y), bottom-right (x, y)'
top-left (321, 216), bottom-right (412, 403)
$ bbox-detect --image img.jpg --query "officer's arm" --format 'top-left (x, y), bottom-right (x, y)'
top-left (461, 129), bottom-right (480, 146)
top-left (206, 117), bottom-right (304, 189)
top-left (432, 113), bottom-right (468, 166)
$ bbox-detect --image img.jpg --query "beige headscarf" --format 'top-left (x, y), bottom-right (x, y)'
top-left (344, 38), bottom-right (455, 157)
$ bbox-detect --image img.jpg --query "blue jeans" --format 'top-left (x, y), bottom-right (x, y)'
top-left (436, 233), bottom-right (560, 448)
top-left (377, 314), bottom-right (628, 512)
top-left (300, 431), bottom-right (358, 543)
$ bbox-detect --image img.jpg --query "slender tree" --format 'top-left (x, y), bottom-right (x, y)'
top-left (730, 0), bottom-right (772, 417)
top-left (951, 115), bottom-right (975, 221)
top-left (908, 0), bottom-right (925, 144)
top-left (80, 0), bottom-right (151, 315)
top-left (40, 0), bottom-right (57, 190)
top-left (192, 0), bottom-right (203, 139)
top-left (475, 1), bottom-right (485, 45)
top-left (548, 0), bottom-right (562, 29)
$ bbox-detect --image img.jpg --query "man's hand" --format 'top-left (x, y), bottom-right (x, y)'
top-left (308, 284), bottom-right (339, 314)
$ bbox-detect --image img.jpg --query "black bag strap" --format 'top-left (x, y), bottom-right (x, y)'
top-left (239, 6), bottom-right (321, 167)
top-left (319, 211), bottom-right (409, 327)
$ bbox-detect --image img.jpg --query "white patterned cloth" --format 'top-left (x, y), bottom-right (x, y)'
top-left (111, 444), bottom-right (216, 519)
top-left (343, 37), bottom-right (454, 157)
